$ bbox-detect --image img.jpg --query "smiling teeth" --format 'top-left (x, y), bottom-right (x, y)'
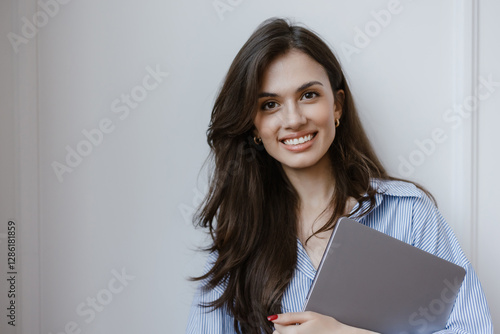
top-left (283, 134), bottom-right (314, 145)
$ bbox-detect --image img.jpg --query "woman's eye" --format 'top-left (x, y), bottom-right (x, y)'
top-left (302, 91), bottom-right (318, 100)
top-left (262, 101), bottom-right (278, 110)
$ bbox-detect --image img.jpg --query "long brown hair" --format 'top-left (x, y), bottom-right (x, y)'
top-left (189, 17), bottom-right (433, 334)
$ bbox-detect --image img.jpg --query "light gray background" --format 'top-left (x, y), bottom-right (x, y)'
top-left (1, 0), bottom-right (498, 333)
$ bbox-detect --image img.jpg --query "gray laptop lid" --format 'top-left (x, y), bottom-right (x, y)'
top-left (302, 217), bottom-right (466, 334)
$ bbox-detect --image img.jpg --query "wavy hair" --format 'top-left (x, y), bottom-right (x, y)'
top-left (189, 17), bottom-right (433, 334)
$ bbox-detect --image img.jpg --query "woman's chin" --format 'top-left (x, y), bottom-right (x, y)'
top-left (279, 157), bottom-right (324, 172)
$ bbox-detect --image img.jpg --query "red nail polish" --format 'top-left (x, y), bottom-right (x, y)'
top-left (267, 314), bottom-right (278, 321)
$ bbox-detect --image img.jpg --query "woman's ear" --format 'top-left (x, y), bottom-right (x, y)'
top-left (334, 89), bottom-right (345, 117)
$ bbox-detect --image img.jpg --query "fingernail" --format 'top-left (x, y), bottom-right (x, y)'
top-left (267, 314), bottom-right (278, 321)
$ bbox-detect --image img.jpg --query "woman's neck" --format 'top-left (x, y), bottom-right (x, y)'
top-left (282, 154), bottom-right (335, 218)
top-left (283, 155), bottom-right (358, 248)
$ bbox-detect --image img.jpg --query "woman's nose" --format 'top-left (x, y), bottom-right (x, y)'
top-left (282, 102), bottom-right (306, 129)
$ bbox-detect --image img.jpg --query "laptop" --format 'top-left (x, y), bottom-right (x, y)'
top-left (302, 217), bottom-right (466, 334)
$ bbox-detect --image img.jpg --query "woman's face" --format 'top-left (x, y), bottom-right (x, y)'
top-left (253, 50), bottom-right (343, 172)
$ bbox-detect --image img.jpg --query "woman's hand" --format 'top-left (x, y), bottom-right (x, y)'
top-left (268, 312), bottom-right (379, 334)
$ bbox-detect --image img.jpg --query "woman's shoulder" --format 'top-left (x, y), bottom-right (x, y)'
top-left (367, 178), bottom-right (439, 217)
top-left (364, 179), bottom-right (445, 248)
top-left (370, 178), bottom-right (428, 200)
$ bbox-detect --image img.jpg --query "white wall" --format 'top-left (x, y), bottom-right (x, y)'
top-left (477, 0), bottom-right (500, 326)
top-left (1, 0), bottom-right (498, 333)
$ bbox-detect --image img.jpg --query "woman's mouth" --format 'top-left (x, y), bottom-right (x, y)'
top-left (281, 132), bottom-right (317, 146)
top-left (279, 132), bottom-right (317, 152)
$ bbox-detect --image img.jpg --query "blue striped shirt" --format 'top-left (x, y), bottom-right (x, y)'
top-left (186, 179), bottom-right (493, 333)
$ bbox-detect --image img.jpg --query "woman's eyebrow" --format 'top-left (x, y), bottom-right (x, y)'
top-left (257, 81), bottom-right (324, 99)
top-left (296, 81), bottom-right (323, 92)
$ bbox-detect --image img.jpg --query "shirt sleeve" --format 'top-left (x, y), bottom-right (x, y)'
top-left (410, 193), bottom-right (494, 333)
top-left (185, 251), bottom-right (236, 334)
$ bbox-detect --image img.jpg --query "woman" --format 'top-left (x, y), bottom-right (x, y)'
top-left (186, 18), bottom-right (493, 334)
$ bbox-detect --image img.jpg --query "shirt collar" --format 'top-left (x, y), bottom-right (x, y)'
top-left (295, 238), bottom-right (318, 281)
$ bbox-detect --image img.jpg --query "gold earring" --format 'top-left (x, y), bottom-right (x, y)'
top-left (335, 119), bottom-right (340, 128)
top-left (254, 136), bottom-right (262, 145)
